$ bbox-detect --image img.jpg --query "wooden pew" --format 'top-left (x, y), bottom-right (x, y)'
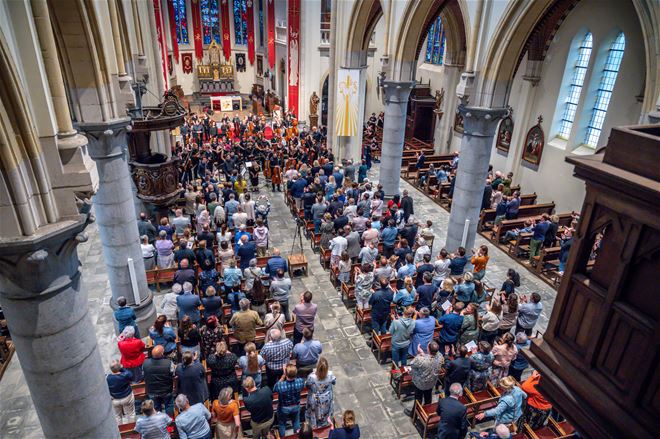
top-left (533, 246), bottom-right (561, 274)
top-left (478, 193), bottom-right (538, 231)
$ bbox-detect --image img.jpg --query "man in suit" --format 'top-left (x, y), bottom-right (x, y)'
top-left (236, 235), bottom-right (257, 270)
top-left (444, 346), bottom-right (471, 397)
top-left (400, 189), bottom-right (414, 223)
top-left (436, 383), bottom-right (469, 439)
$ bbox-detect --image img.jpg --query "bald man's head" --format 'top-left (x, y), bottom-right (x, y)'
top-left (152, 345), bottom-right (164, 359)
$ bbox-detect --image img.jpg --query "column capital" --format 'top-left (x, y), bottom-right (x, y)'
top-left (382, 80), bottom-right (416, 104)
top-left (0, 215), bottom-right (90, 299)
top-left (457, 102), bottom-right (509, 137)
top-left (78, 118), bottom-right (132, 160)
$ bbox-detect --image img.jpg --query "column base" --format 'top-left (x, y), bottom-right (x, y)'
top-left (133, 290), bottom-right (157, 337)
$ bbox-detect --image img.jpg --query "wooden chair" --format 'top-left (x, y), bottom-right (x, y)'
top-left (340, 282), bottom-right (355, 304)
top-left (389, 364), bottom-right (413, 398)
top-left (354, 307), bottom-right (371, 332)
top-left (371, 330), bottom-right (391, 363)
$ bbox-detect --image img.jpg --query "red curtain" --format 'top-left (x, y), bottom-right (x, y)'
top-left (166, 0), bottom-right (179, 64)
top-left (191, 0), bottom-right (204, 60)
top-left (246, 0), bottom-right (255, 64)
top-left (288, 0), bottom-right (300, 115)
top-left (267, 0), bottom-right (275, 68)
top-left (220, 0), bottom-right (232, 61)
top-left (153, 0), bottom-right (169, 90)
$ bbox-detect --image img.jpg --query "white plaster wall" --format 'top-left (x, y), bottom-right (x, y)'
top-left (488, 0), bottom-right (646, 213)
top-left (364, 18), bottom-right (386, 118)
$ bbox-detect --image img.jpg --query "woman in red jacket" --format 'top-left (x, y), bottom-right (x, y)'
top-left (118, 325), bottom-right (145, 383)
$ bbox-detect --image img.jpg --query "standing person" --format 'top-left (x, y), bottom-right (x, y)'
top-left (211, 387), bottom-right (242, 439)
top-left (328, 410), bottom-right (360, 439)
top-left (117, 326), bottom-right (145, 383)
top-left (458, 303), bottom-right (480, 347)
top-left (448, 247), bottom-right (468, 276)
top-left (558, 228), bottom-right (573, 273)
top-left (260, 329), bottom-right (294, 388)
top-left (142, 235), bottom-right (156, 270)
top-left (134, 399), bottom-right (172, 439)
top-left (150, 315), bottom-right (177, 358)
top-left (329, 229), bottom-right (348, 268)
top-left (292, 291), bottom-right (318, 345)
top-left (177, 283), bottom-right (202, 324)
top-left (435, 383), bottom-right (469, 439)
top-left (480, 301), bottom-right (502, 346)
top-left (353, 263), bottom-right (375, 310)
top-left (175, 352), bottom-right (209, 406)
top-left (508, 333), bottom-right (531, 382)
top-left (253, 218), bottom-right (269, 256)
top-left (229, 298), bottom-right (263, 354)
top-left (437, 303), bottom-right (464, 355)
top-left (409, 307), bottom-right (435, 356)
top-left (400, 190), bottom-right (414, 223)
top-left (490, 333), bottom-right (518, 386)
top-left (174, 394), bottom-right (212, 439)
top-left (106, 360), bottom-right (135, 425)
top-left (518, 371), bottom-right (552, 430)
top-left (529, 214), bottom-right (550, 262)
top-left (114, 296), bottom-right (139, 338)
top-left (471, 245), bottom-right (490, 280)
top-left (369, 276), bottom-right (394, 335)
top-left (270, 269), bottom-right (292, 321)
top-left (201, 287), bottom-right (223, 322)
top-left (469, 341), bottom-right (494, 392)
top-left (406, 341), bottom-right (444, 413)
top-left (443, 346), bottom-right (471, 397)
top-left (156, 230), bottom-right (175, 268)
top-left (142, 345), bottom-right (175, 415)
top-left (263, 302), bottom-right (286, 343)
top-left (243, 377), bottom-right (274, 439)
top-left (292, 328), bottom-right (323, 377)
top-left (389, 306), bottom-right (416, 367)
top-left (416, 272), bottom-right (437, 310)
top-left (516, 293), bottom-right (543, 336)
top-left (432, 249), bottom-right (451, 288)
top-left (178, 316), bottom-right (202, 357)
top-left (274, 364), bottom-right (305, 438)
top-left (207, 341), bottom-right (239, 397)
top-left (380, 219), bottom-right (399, 258)
top-left (238, 342), bottom-right (266, 390)
top-left (305, 357), bottom-right (337, 428)
top-left (498, 292), bottom-right (519, 336)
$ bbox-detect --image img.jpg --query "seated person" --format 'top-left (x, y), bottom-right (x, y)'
top-left (501, 219), bottom-right (534, 244)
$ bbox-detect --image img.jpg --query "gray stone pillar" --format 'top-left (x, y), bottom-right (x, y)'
top-left (0, 217), bottom-right (120, 439)
top-left (79, 118), bottom-right (156, 335)
top-left (379, 80), bottom-right (415, 197)
top-left (445, 104), bottom-right (507, 252)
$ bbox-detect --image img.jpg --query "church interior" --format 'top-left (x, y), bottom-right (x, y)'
top-left (0, 0), bottom-right (658, 438)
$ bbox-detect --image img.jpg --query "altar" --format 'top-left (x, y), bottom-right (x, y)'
top-left (197, 41), bottom-right (235, 94)
top-left (210, 95), bottom-right (243, 112)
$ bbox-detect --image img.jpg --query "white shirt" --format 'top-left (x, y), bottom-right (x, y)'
top-left (433, 258), bottom-right (451, 282)
top-left (329, 236), bottom-right (348, 257)
top-left (141, 243), bottom-right (155, 258)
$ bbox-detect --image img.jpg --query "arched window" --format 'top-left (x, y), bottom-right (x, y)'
top-left (557, 32), bottom-right (593, 139)
top-left (424, 16), bottom-right (446, 65)
top-left (173, 0), bottom-right (189, 44)
top-left (201, 0), bottom-right (220, 44)
top-left (233, 0), bottom-right (248, 45)
top-left (584, 32), bottom-right (625, 147)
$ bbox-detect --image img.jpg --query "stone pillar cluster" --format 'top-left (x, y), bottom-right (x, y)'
top-left (80, 119), bottom-right (156, 335)
top-left (379, 80), bottom-right (415, 198)
top-left (445, 103), bottom-right (507, 252)
top-left (0, 218), bottom-right (120, 439)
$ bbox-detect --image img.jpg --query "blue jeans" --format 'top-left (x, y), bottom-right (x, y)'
top-left (278, 405), bottom-right (300, 438)
top-left (372, 318), bottom-right (388, 335)
top-left (391, 346), bottom-right (409, 366)
top-left (149, 393), bottom-right (174, 416)
top-left (559, 260), bottom-right (566, 272)
top-left (314, 219), bottom-right (321, 234)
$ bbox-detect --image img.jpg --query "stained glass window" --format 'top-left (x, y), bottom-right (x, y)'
top-left (173, 0), bottom-right (189, 44)
top-left (557, 32), bottom-right (593, 139)
top-left (233, 0), bottom-right (248, 45)
top-left (424, 16), bottom-right (445, 65)
top-left (258, 0), bottom-right (264, 47)
top-left (201, 0), bottom-right (220, 44)
top-left (584, 32), bottom-right (625, 147)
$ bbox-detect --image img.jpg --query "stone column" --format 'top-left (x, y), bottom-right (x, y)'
top-left (435, 62), bottom-right (463, 154)
top-left (445, 103), bottom-right (507, 252)
top-left (131, 0), bottom-right (145, 57)
top-left (379, 80), bottom-right (415, 197)
top-left (0, 217), bottom-right (120, 439)
top-left (108, 0), bottom-right (127, 77)
top-left (326, 0), bottom-right (338, 150)
top-left (79, 118), bottom-right (156, 335)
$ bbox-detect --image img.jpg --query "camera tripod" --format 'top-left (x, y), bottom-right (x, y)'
top-left (289, 218), bottom-right (306, 256)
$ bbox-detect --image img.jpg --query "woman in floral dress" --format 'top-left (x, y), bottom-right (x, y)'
top-left (200, 316), bottom-right (224, 360)
top-left (469, 341), bottom-right (494, 392)
top-left (305, 357), bottom-right (337, 428)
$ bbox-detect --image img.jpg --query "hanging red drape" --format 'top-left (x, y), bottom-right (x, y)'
top-left (191, 0), bottom-right (204, 60)
top-left (153, 0), bottom-right (169, 90)
top-left (267, 0), bottom-right (275, 68)
top-left (166, 0), bottom-right (179, 64)
top-left (220, 0), bottom-right (232, 61)
top-left (246, 0), bottom-right (255, 64)
top-left (288, 0), bottom-right (300, 115)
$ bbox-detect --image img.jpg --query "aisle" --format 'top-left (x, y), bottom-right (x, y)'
top-left (264, 183), bottom-right (420, 438)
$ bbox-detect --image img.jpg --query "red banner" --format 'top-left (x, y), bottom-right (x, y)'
top-left (191, 0), bottom-right (203, 60)
top-left (246, 0), bottom-right (255, 64)
top-left (153, 0), bottom-right (168, 90)
top-left (288, 0), bottom-right (300, 115)
top-left (220, 0), bottom-right (232, 61)
top-left (166, 0), bottom-right (179, 64)
top-left (267, 0), bottom-right (275, 68)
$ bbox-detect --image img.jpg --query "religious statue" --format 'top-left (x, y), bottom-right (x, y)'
top-left (434, 88), bottom-right (445, 112)
top-left (310, 92), bottom-right (320, 116)
top-left (208, 41), bottom-right (221, 65)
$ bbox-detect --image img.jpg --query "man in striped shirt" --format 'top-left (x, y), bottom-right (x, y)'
top-left (260, 329), bottom-right (293, 388)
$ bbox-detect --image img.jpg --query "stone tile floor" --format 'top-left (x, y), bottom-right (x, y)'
top-left (0, 166), bottom-right (558, 438)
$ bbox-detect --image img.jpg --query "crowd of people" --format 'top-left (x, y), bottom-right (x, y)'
top-left (107, 108), bottom-right (561, 439)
